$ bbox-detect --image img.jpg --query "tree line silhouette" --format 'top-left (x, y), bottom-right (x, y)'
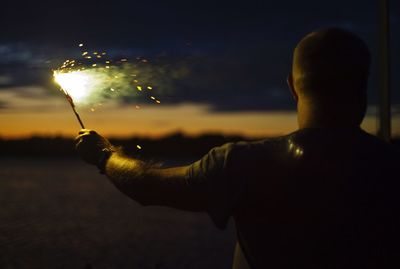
top-left (1, 132), bottom-right (399, 160)
top-left (0, 132), bottom-right (250, 159)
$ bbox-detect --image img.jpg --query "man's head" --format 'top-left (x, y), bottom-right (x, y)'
top-left (288, 28), bottom-right (371, 127)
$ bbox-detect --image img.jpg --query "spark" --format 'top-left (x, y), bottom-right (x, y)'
top-left (150, 96), bottom-right (156, 100)
top-left (136, 86), bottom-right (142, 91)
top-left (136, 145), bottom-right (142, 150)
top-left (79, 43), bottom-right (83, 47)
top-left (147, 86), bottom-right (152, 90)
top-left (82, 52), bottom-right (88, 56)
top-left (156, 100), bottom-right (161, 104)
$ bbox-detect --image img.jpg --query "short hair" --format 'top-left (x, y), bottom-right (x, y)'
top-left (293, 28), bottom-right (371, 104)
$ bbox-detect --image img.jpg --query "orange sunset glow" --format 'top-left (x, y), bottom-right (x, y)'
top-left (0, 99), bottom-right (387, 139)
top-left (1, 85), bottom-right (398, 139)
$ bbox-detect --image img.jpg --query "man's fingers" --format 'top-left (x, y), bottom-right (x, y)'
top-left (74, 134), bottom-right (93, 149)
top-left (74, 131), bottom-right (107, 150)
top-left (79, 129), bottom-right (88, 135)
top-left (78, 129), bottom-right (97, 135)
top-left (76, 131), bottom-right (99, 142)
top-left (75, 133), bottom-right (89, 142)
top-left (74, 129), bottom-right (112, 166)
top-left (75, 139), bottom-right (83, 150)
top-left (74, 135), bottom-right (95, 151)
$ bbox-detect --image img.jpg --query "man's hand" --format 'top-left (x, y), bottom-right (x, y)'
top-left (75, 129), bottom-right (114, 165)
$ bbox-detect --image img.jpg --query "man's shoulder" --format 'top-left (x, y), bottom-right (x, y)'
top-left (229, 133), bottom-right (291, 148)
top-left (226, 128), bottom-right (398, 162)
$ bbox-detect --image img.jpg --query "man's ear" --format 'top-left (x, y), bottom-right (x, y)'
top-left (287, 73), bottom-right (298, 102)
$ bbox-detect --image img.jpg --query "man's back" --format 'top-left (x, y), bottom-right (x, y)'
top-left (230, 128), bottom-right (399, 268)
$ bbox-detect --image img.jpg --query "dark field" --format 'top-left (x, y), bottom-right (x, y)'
top-left (0, 158), bottom-right (236, 269)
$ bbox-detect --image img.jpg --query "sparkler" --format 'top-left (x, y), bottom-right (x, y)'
top-left (54, 71), bottom-right (87, 128)
top-left (53, 43), bottom-right (163, 130)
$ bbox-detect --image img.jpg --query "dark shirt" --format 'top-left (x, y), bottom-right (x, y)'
top-left (186, 127), bottom-right (400, 269)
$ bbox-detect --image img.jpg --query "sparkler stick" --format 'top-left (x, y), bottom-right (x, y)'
top-left (64, 90), bottom-right (85, 129)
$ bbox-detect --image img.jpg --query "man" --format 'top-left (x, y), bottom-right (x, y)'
top-left (75, 28), bottom-right (399, 268)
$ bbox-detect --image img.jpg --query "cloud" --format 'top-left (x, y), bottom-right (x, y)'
top-left (0, 75), bottom-right (13, 85)
top-left (0, 40), bottom-right (398, 113)
top-left (0, 86), bottom-right (66, 112)
top-left (0, 43), bottom-right (297, 111)
top-left (0, 0), bottom-right (398, 112)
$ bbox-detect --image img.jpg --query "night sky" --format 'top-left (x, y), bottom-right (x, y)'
top-left (0, 0), bottom-right (399, 137)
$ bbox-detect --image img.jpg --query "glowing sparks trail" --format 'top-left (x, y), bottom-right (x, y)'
top-left (53, 43), bottom-right (163, 129)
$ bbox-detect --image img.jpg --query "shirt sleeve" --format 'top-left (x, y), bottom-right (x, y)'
top-left (186, 142), bottom-right (247, 229)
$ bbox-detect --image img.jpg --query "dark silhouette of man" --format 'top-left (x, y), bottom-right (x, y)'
top-left (75, 28), bottom-right (399, 269)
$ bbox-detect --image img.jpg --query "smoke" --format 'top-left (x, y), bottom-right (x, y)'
top-left (53, 59), bottom-right (191, 110)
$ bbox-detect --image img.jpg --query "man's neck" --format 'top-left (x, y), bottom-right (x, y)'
top-left (298, 120), bottom-right (360, 130)
top-left (297, 102), bottom-right (361, 130)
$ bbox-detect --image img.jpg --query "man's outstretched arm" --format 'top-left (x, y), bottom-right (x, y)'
top-left (75, 129), bottom-right (207, 211)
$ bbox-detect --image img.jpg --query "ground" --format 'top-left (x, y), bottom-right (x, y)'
top-left (0, 158), bottom-right (236, 269)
